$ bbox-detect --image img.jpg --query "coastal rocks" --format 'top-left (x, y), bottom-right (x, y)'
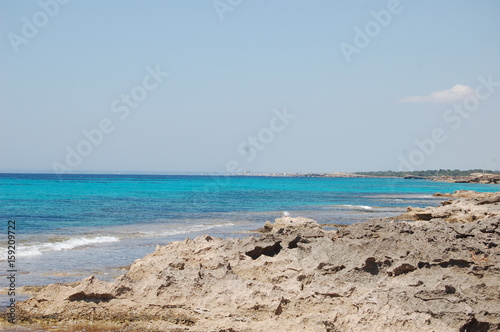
top-left (403, 175), bottom-right (426, 179)
top-left (9, 192), bottom-right (500, 331)
top-left (431, 173), bottom-right (500, 184)
top-left (401, 190), bottom-right (500, 223)
top-left (433, 189), bottom-right (494, 198)
top-left (258, 216), bottom-right (325, 236)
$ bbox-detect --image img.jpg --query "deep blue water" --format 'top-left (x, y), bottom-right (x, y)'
top-left (0, 173), bottom-right (498, 288)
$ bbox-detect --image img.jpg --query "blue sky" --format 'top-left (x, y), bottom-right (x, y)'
top-left (1, 0), bottom-right (499, 173)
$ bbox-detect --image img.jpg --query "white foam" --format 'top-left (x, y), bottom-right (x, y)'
top-left (152, 223), bottom-right (235, 237)
top-left (1, 236), bottom-right (120, 260)
top-left (0, 223), bottom-right (236, 261)
top-left (42, 236), bottom-right (119, 251)
top-left (337, 204), bottom-right (373, 211)
top-left (16, 246), bottom-right (43, 258)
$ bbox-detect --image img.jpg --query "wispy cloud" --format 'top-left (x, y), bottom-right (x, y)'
top-left (399, 84), bottom-right (474, 104)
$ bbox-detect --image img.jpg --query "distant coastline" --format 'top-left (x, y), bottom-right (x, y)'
top-left (228, 170), bottom-right (500, 184)
top-left (1, 170), bottom-right (499, 185)
top-left (228, 171), bottom-right (375, 178)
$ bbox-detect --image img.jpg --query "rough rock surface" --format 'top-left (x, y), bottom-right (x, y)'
top-left (402, 190), bottom-right (500, 223)
top-left (431, 173), bottom-right (500, 184)
top-left (6, 192), bottom-right (500, 331)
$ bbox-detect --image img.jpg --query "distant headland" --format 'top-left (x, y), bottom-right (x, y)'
top-left (230, 169), bottom-right (500, 184)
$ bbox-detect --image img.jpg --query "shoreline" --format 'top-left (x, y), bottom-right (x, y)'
top-left (3, 190), bottom-right (499, 331)
top-left (0, 205), bottom-right (410, 292)
top-left (228, 171), bottom-right (500, 184)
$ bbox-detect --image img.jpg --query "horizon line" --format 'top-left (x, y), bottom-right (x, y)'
top-left (0, 169), bottom-right (499, 176)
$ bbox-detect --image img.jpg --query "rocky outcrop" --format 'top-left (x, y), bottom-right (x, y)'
top-left (403, 175), bottom-right (426, 179)
top-left (433, 189), bottom-right (495, 198)
top-left (401, 190), bottom-right (500, 223)
top-left (431, 173), bottom-right (500, 184)
top-left (6, 193), bottom-right (500, 331)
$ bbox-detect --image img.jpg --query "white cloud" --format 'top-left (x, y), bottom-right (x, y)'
top-left (399, 84), bottom-right (474, 104)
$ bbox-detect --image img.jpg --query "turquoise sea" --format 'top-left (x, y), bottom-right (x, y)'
top-left (1, 173), bottom-right (499, 294)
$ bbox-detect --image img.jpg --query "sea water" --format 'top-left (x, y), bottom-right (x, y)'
top-left (0, 173), bottom-right (498, 291)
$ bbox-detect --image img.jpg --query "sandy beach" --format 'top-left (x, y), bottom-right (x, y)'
top-left (1, 190), bottom-right (498, 331)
